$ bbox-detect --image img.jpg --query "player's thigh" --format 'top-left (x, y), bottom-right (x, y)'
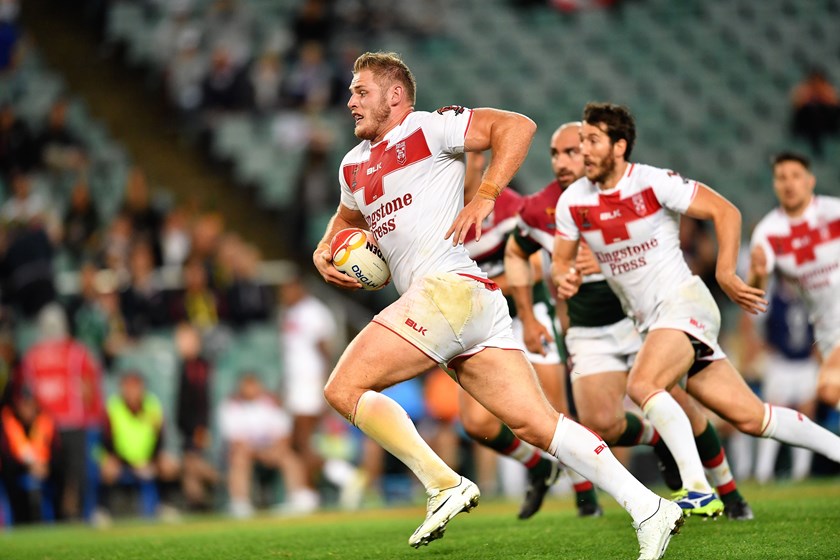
top-left (627, 329), bottom-right (695, 403)
top-left (572, 370), bottom-right (628, 441)
top-left (458, 387), bottom-right (502, 439)
top-left (533, 362), bottom-right (568, 415)
top-left (325, 322), bottom-right (436, 415)
top-left (669, 385), bottom-right (710, 435)
top-left (686, 359), bottom-right (766, 435)
top-left (454, 348), bottom-right (559, 449)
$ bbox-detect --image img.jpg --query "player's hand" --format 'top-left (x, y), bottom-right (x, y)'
top-left (555, 267), bottom-right (583, 300)
top-left (575, 242), bottom-right (601, 276)
top-left (749, 245), bottom-right (768, 281)
top-left (522, 316), bottom-right (553, 355)
top-left (717, 271), bottom-right (768, 314)
top-left (445, 197), bottom-right (495, 246)
top-left (313, 243), bottom-right (362, 290)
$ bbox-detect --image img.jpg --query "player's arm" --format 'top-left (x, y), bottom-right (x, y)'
top-left (746, 243), bottom-right (770, 292)
top-left (683, 185), bottom-right (768, 314)
top-left (446, 109), bottom-right (536, 245)
top-left (551, 236), bottom-right (582, 300)
top-left (505, 234), bottom-right (552, 355)
top-left (313, 203), bottom-right (367, 289)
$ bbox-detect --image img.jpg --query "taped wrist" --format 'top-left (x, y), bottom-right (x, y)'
top-left (476, 180), bottom-right (503, 200)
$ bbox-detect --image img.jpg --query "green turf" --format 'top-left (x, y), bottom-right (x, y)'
top-left (2, 480), bottom-right (839, 559)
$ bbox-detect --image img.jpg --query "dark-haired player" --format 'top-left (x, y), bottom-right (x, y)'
top-left (552, 103), bottom-right (840, 516)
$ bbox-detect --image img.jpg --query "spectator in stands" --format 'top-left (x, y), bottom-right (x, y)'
top-left (201, 45), bottom-right (251, 113)
top-left (34, 98), bottom-right (87, 174)
top-left (171, 255), bottom-right (221, 332)
top-left (0, 104), bottom-right (37, 177)
top-left (791, 69), bottom-right (840, 156)
top-left (68, 265), bottom-right (127, 368)
top-left (278, 275), bottom-right (335, 488)
top-left (160, 207), bottom-right (192, 267)
top-left (152, 0), bottom-right (200, 69)
top-left (120, 241), bottom-right (168, 337)
top-left (226, 243), bottom-right (271, 330)
top-left (96, 371), bottom-right (180, 523)
top-left (282, 41), bottom-right (333, 110)
top-left (20, 304), bottom-right (103, 520)
top-left (249, 50), bottom-right (284, 114)
top-left (63, 180), bottom-right (100, 264)
top-left (212, 232), bottom-right (241, 290)
top-left (219, 373), bottom-right (317, 518)
top-left (291, 0), bottom-right (332, 48)
top-left (0, 383), bottom-right (59, 524)
top-left (0, 330), bottom-right (16, 407)
top-left (99, 211), bottom-right (133, 278)
top-left (174, 323), bottom-right (219, 509)
top-left (1, 171), bottom-right (48, 225)
top-left (121, 167), bottom-right (163, 264)
top-left (0, 213), bottom-right (57, 318)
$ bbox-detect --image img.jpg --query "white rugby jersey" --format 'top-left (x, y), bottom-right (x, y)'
top-left (555, 163), bottom-right (699, 330)
top-left (339, 108), bottom-right (484, 294)
top-left (750, 195), bottom-right (840, 336)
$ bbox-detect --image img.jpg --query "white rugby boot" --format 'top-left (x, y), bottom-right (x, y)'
top-left (634, 498), bottom-right (684, 560)
top-left (408, 477), bottom-right (480, 548)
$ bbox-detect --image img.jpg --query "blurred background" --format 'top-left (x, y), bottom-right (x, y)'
top-left (0, 0), bottom-right (838, 526)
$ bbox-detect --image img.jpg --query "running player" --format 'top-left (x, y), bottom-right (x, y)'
top-left (460, 151), bottom-right (599, 519)
top-left (552, 103), bottom-right (840, 516)
top-left (749, 152), bottom-right (840, 417)
top-left (508, 121), bottom-right (751, 519)
top-left (314, 54), bottom-right (683, 558)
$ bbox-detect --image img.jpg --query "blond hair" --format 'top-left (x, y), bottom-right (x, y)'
top-left (353, 51), bottom-right (417, 104)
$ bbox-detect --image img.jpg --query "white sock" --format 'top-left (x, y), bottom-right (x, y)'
top-left (791, 446), bottom-right (813, 481)
top-left (754, 437), bottom-right (780, 484)
top-left (760, 403), bottom-right (840, 462)
top-left (642, 390), bottom-right (713, 493)
top-left (353, 391), bottom-right (460, 494)
top-left (547, 414), bottom-right (659, 525)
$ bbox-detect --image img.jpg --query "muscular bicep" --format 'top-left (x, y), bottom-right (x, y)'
top-left (683, 184), bottom-right (737, 222)
top-left (463, 108), bottom-right (532, 153)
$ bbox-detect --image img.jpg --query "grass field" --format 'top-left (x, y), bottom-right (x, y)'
top-left (2, 480), bottom-right (839, 560)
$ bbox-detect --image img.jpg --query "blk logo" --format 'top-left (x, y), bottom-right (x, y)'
top-left (594, 443), bottom-right (607, 455)
top-left (405, 318), bottom-right (427, 336)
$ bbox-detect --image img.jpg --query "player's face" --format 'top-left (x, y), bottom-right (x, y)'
top-left (550, 125), bottom-right (583, 188)
top-left (580, 122), bottom-right (617, 184)
top-left (773, 160), bottom-right (815, 214)
top-left (348, 69), bottom-right (391, 141)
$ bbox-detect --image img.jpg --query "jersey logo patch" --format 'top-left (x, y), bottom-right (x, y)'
top-left (342, 128), bottom-right (432, 205)
top-left (436, 105), bottom-right (465, 115)
top-left (570, 187), bottom-right (662, 245)
top-left (767, 218), bottom-right (840, 265)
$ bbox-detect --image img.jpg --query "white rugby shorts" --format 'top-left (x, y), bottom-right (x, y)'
top-left (566, 317), bottom-right (641, 381)
top-left (762, 352), bottom-right (819, 406)
top-left (815, 320), bottom-right (840, 360)
top-left (511, 301), bottom-right (562, 365)
top-left (647, 276), bottom-right (726, 367)
top-left (373, 272), bottom-right (522, 367)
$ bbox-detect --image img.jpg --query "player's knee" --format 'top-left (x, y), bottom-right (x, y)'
top-left (733, 415), bottom-right (765, 437)
top-left (323, 376), bottom-right (349, 414)
top-left (461, 412), bottom-right (500, 441)
top-left (626, 379), bottom-right (656, 406)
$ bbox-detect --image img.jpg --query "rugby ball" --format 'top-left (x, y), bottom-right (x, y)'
top-left (330, 228), bottom-right (391, 290)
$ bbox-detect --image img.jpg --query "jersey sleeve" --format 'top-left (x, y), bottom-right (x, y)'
top-left (749, 219), bottom-right (777, 275)
top-left (338, 159), bottom-right (359, 211)
top-left (427, 106), bottom-right (474, 155)
top-left (650, 168), bottom-right (699, 214)
top-left (554, 195), bottom-right (580, 241)
top-left (513, 217), bottom-right (543, 256)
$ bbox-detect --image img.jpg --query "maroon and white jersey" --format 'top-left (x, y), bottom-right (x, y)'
top-left (750, 195), bottom-right (840, 352)
top-left (463, 188), bottom-right (523, 277)
top-left (555, 163), bottom-right (700, 331)
top-left (339, 108), bottom-right (484, 294)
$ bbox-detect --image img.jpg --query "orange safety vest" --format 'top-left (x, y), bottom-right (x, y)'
top-left (1, 406), bottom-right (55, 464)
